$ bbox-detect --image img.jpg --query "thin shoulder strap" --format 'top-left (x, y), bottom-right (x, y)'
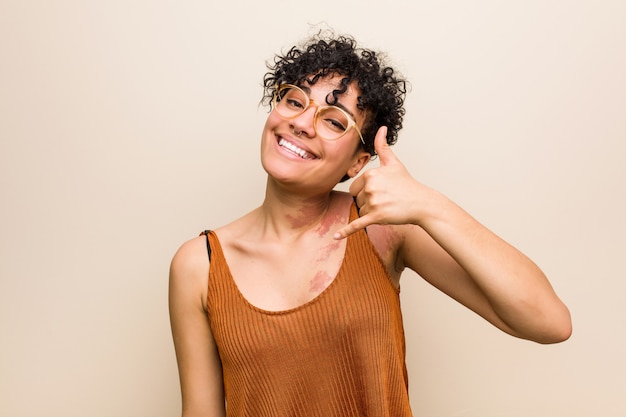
top-left (351, 198), bottom-right (367, 235)
top-left (353, 196), bottom-right (360, 216)
top-left (199, 230), bottom-right (212, 261)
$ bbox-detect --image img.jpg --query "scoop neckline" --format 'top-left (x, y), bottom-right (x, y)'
top-left (209, 229), bottom-right (351, 315)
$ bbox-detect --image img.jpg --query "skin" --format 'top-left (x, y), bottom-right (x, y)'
top-left (169, 75), bottom-right (572, 416)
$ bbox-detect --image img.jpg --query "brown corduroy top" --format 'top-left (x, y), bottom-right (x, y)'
top-left (205, 203), bottom-right (412, 417)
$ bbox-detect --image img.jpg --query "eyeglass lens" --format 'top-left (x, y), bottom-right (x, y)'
top-left (275, 86), bottom-right (351, 140)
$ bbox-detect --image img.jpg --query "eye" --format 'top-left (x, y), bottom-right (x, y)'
top-left (322, 117), bottom-right (347, 131)
top-left (279, 88), bottom-right (307, 111)
top-left (318, 107), bottom-right (349, 132)
top-left (286, 97), bottom-right (305, 110)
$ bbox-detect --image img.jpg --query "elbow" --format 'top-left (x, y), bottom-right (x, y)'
top-left (544, 314), bottom-right (573, 344)
top-left (536, 323), bottom-right (572, 344)
top-left (503, 301), bottom-right (573, 344)
top-left (532, 305), bottom-right (573, 344)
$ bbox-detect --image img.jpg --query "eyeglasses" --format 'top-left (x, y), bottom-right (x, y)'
top-left (272, 84), bottom-right (365, 144)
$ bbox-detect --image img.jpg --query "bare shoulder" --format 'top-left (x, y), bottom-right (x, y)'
top-left (169, 235), bottom-right (211, 311)
top-left (170, 235), bottom-right (210, 277)
top-left (173, 232), bottom-right (208, 260)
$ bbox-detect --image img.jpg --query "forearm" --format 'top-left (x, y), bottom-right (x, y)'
top-left (412, 189), bottom-right (572, 343)
top-left (337, 132), bottom-right (571, 342)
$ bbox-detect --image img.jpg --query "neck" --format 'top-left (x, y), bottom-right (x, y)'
top-left (258, 178), bottom-right (338, 240)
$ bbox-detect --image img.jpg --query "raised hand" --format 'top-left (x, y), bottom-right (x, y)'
top-left (334, 126), bottom-right (427, 239)
top-left (332, 129), bottom-right (572, 344)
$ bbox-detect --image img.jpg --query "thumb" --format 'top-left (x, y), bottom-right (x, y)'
top-left (374, 126), bottom-right (397, 165)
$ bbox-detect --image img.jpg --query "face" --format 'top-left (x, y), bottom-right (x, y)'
top-left (260, 75), bottom-right (371, 193)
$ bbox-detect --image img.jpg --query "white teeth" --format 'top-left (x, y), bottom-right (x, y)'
top-left (278, 138), bottom-right (314, 159)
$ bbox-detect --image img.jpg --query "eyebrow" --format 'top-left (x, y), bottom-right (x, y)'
top-left (299, 85), bottom-right (359, 121)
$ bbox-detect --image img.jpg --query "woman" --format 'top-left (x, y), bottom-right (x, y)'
top-left (169, 33), bottom-right (571, 417)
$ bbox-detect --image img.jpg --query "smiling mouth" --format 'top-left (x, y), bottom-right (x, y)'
top-left (278, 138), bottom-right (317, 160)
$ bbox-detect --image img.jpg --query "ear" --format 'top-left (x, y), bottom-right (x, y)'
top-left (346, 150), bottom-right (371, 178)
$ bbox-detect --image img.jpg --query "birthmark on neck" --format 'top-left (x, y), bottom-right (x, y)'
top-left (285, 201), bottom-right (324, 230)
top-left (284, 198), bottom-right (344, 236)
top-left (316, 203), bottom-right (344, 237)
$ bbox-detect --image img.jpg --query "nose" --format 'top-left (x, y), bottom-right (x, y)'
top-left (289, 104), bottom-right (317, 139)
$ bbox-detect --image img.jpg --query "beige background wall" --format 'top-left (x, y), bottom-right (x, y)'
top-left (1, 1), bottom-right (625, 416)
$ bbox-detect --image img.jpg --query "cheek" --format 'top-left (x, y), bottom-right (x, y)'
top-left (261, 113), bottom-right (280, 144)
top-left (331, 141), bottom-right (361, 165)
top-left (264, 110), bottom-right (283, 129)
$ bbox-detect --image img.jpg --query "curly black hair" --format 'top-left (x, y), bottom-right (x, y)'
top-left (261, 32), bottom-right (408, 159)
